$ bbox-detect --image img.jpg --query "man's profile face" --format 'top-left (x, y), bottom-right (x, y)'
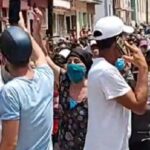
top-left (109, 39), bottom-right (124, 64)
top-left (0, 55), bottom-right (11, 73)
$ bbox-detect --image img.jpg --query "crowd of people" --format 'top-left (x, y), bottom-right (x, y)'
top-left (0, 7), bottom-right (150, 150)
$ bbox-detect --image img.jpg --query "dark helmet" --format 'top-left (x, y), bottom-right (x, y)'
top-left (0, 26), bottom-right (32, 65)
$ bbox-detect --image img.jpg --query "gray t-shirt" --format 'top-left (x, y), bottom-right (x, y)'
top-left (0, 65), bottom-right (54, 150)
top-left (0, 68), bottom-right (3, 142)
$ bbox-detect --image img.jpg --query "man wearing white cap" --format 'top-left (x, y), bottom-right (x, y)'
top-left (84, 16), bottom-right (148, 150)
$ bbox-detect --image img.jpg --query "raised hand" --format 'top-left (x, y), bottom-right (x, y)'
top-left (18, 12), bottom-right (26, 31)
top-left (32, 8), bottom-right (43, 34)
top-left (123, 41), bottom-right (148, 69)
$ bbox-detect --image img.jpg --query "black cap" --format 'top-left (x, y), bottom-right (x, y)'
top-left (0, 26), bottom-right (32, 65)
top-left (69, 47), bottom-right (93, 75)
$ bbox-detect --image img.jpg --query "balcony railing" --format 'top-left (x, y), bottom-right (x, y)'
top-left (79, 0), bottom-right (102, 4)
top-left (53, 0), bottom-right (71, 9)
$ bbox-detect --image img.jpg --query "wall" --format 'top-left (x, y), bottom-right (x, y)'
top-left (2, 0), bottom-right (28, 9)
top-left (54, 0), bottom-right (70, 9)
top-left (75, 0), bottom-right (96, 37)
top-left (75, 1), bottom-right (87, 12)
top-left (31, 0), bottom-right (48, 8)
top-left (94, 0), bottom-right (105, 24)
top-left (137, 0), bottom-right (146, 24)
top-left (1, 0), bottom-right (47, 9)
top-left (115, 0), bottom-right (132, 24)
top-left (148, 0), bottom-right (150, 23)
top-left (53, 0), bottom-right (73, 36)
top-left (94, 0), bottom-right (113, 24)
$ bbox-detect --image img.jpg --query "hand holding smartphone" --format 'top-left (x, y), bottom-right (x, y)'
top-left (116, 37), bottom-right (127, 55)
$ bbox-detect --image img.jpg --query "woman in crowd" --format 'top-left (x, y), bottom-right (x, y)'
top-left (46, 47), bottom-right (92, 150)
top-left (57, 48), bottom-right (92, 150)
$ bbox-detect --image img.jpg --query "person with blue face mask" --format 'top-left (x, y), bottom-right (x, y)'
top-left (46, 46), bottom-right (93, 150)
top-left (84, 16), bottom-right (148, 150)
top-left (59, 48), bottom-right (93, 150)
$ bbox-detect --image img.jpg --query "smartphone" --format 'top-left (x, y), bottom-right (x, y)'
top-left (116, 37), bottom-right (127, 55)
top-left (9, 0), bottom-right (21, 25)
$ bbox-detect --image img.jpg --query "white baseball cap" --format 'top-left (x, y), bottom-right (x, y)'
top-left (59, 49), bottom-right (71, 59)
top-left (90, 40), bottom-right (97, 46)
top-left (94, 16), bottom-right (134, 40)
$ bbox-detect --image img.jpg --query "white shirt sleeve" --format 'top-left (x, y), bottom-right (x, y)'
top-left (99, 67), bottom-right (131, 100)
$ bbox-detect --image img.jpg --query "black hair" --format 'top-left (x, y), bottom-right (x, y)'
top-left (8, 59), bottom-right (30, 69)
top-left (1, 52), bottom-right (30, 68)
top-left (96, 36), bottom-right (116, 50)
top-left (94, 30), bottom-right (116, 50)
top-left (53, 54), bottom-right (66, 67)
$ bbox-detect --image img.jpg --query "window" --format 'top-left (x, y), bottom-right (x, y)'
top-left (79, 12), bottom-right (83, 28)
top-left (83, 13), bottom-right (87, 27)
top-left (71, 15), bottom-right (76, 29)
top-left (58, 14), bottom-right (65, 35)
top-left (53, 13), bottom-right (56, 35)
top-left (66, 16), bottom-right (71, 33)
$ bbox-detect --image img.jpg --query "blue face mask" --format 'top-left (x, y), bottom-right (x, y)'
top-left (67, 64), bottom-right (86, 83)
top-left (115, 58), bottom-right (126, 71)
top-left (69, 98), bottom-right (78, 109)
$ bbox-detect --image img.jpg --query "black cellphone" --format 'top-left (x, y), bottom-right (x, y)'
top-left (9, 0), bottom-right (21, 25)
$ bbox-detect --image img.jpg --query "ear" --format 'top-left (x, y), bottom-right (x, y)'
top-left (1, 55), bottom-right (7, 65)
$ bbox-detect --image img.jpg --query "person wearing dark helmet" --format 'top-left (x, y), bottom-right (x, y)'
top-left (84, 16), bottom-right (148, 150)
top-left (0, 26), bottom-right (54, 150)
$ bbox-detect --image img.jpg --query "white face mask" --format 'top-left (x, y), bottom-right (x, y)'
top-left (1, 66), bottom-right (14, 84)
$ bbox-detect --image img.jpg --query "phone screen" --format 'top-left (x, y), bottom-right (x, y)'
top-left (9, 0), bottom-right (21, 25)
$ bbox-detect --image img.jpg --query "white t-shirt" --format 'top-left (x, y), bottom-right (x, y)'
top-left (0, 68), bottom-right (4, 88)
top-left (0, 68), bottom-right (4, 142)
top-left (84, 58), bottom-right (131, 150)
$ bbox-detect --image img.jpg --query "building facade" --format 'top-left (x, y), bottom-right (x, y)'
top-left (131, 0), bottom-right (150, 25)
top-left (114, 0), bottom-right (132, 24)
top-left (76, 0), bottom-right (97, 37)
top-left (53, 0), bottom-right (98, 37)
top-left (0, 0), bottom-right (48, 34)
top-left (94, 0), bottom-right (113, 24)
top-left (53, 0), bottom-right (75, 37)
